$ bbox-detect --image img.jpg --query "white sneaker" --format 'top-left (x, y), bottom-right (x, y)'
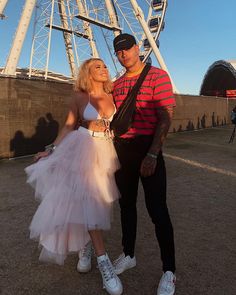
top-left (113, 253), bottom-right (136, 275)
top-left (77, 241), bottom-right (93, 273)
top-left (157, 271), bottom-right (176, 295)
top-left (97, 253), bottom-right (123, 295)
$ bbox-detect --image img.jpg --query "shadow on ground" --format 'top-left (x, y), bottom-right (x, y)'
top-left (0, 126), bottom-right (235, 295)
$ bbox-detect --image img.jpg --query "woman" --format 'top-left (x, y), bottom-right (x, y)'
top-left (25, 58), bottom-right (123, 295)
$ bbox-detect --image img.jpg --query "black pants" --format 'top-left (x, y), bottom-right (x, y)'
top-left (114, 136), bottom-right (176, 273)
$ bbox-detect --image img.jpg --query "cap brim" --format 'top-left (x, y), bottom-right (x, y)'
top-left (115, 43), bottom-right (135, 52)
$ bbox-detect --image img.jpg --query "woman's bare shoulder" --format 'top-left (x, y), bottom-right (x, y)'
top-left (71, 91), bottom-right (88, 106)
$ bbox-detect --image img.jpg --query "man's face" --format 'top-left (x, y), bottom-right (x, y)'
top-left (116, 45), bottom-right (140, 69)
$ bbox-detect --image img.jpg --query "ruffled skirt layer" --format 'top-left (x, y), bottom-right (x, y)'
top-left (25, 127), bottom-right (120, 265)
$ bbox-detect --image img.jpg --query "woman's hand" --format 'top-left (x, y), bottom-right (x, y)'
top-left (34, 151), bottom-right (50, 162)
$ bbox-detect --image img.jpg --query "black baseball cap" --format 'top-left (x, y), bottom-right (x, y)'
top-left (113, 33), bottom-right (136, 52)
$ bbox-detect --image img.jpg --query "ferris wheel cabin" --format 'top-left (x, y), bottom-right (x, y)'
top-left (152, 0), bottom-right (165, 12)
top-left (148, 16), bottom-right (162, 32)
top-left (143, 38), bottom-right (160, 49)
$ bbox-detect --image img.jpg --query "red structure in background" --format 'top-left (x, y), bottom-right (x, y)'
top-left (226, 89), bottom-right (236, 98)
top-left (207, 89), bottom-right (236, 97)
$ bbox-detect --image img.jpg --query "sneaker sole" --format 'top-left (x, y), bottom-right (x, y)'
top-left (114, 262), bottom-right (136, 275)
top-left (103, 284), bottom-right (123, 295)
top-left (77, 263), bottom-right (92, 273)
top-left (157, 291), bottom-right (175, 295)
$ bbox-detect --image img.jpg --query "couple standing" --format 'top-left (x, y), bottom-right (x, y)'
top-left (25, 33), bottom-right (176, 295)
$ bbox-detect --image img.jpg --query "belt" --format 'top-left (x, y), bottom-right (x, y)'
top-left (80, 126), bottom-right (113, 140)
top-left (87, 129), bottom-right (108, 138)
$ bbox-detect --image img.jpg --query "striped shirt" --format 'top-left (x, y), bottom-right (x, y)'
top-left (113, 66), bottom-right (176, 138)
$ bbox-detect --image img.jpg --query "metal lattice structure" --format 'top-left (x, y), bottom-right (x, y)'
top-left (1, 0), bottom-right (177, 91)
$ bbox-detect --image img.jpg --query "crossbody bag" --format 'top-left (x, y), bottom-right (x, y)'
top-left (110, 63), bottom-right (151, 136)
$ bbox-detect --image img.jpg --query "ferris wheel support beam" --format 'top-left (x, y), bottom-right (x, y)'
top-left (104, 0), bottom-right (120, 37)
top-left (75, 14), bottom-right (122, 32)
top-left (2, 0), bottom-right (36, 75)
top-left (129, 0), bottom-right (178, 93)
top-left (75, 0), bottom-right (99, 58)
top-left (0, 0), bottom-right (8, 18)
top-left (44, 0), bottom-right (55, 79)
top-left (58, 0), bottom-right (76, 78)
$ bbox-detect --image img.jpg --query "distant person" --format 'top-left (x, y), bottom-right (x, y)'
top-left (25, 58), bottom-right (123, 295)
top-left (112, 33), bottom-right (176, 295)
top-left (201, 114), bottom-right (206, 129)
top-left (211, 112), bottom-right (216, 127)
top-left (229, 106), bottom-right (236, 143)
top-left (231, 106), bottom-right (236, 124)
top-left (197, 117), bottom-right (200, 129)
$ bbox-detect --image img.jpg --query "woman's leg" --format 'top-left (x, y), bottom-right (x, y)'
top-left (88, 229), bottom-right (105, 256)
top-left (77, 229), bottom-right (105, 272)
top-left (89, 230), bottom-right (123, 295)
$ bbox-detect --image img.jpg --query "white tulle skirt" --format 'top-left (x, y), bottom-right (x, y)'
top-left (25, 127), bottom-right (120, 265)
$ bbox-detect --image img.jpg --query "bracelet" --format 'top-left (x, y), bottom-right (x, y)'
top-left (45, 143), bottom-right (56, 154)
top-left (147, 152), bottom-right (158, 159)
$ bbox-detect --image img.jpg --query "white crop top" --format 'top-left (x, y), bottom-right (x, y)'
top-left (83, 102), bottom-right (115, 121)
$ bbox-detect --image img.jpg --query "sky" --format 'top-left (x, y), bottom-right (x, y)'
top-left (0, 0), bottom-right (235, 95)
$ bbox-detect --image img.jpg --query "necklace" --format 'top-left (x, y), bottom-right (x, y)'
top-left (125, 64), bottom-right (145, 77)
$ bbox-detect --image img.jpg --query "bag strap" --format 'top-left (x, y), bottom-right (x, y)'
top-left (127, 63), bottom-right (151, 99)
top-left (117, 63), bottom-right (151, 107)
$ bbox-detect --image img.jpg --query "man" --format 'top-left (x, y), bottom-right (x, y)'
top-left (112, 33), bottom-right (176, 295)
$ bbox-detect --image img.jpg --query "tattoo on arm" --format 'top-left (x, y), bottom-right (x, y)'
top-left (149, 107), bottom-right (174, 155)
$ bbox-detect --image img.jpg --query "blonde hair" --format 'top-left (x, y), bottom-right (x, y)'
top-left (74, 58), bottom-right (113, 93)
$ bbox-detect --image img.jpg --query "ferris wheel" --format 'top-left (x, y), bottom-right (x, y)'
top-left (1, 0), bottom-right (176, 91)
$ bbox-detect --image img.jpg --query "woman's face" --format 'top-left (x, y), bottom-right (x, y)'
top-left (89, 60), bottom-right (109, 83)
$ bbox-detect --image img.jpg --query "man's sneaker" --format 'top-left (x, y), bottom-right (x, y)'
top-left (77, 241), bottom-right (93, 273)
top-left (157, 271), bottom-right (176, 295)
top-left (97, 253), bottom-right (123, 295)
top-left (113, 253), bottom-right (136, 275)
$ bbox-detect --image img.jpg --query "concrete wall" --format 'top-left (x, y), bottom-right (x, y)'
top-left (171, 94), bottom-right (235, 132)
top-left (0, 76), bottom-right (235, 158)
top-left (0, 77), bottom-right (72, 159)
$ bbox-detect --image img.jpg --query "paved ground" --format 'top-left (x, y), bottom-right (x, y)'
top-left (0, 126), bottom-right (236, 295)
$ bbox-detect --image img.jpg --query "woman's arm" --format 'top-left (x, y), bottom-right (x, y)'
top-left (53, 107), bottom-right (78, 145)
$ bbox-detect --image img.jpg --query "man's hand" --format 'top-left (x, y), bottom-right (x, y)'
top-left (140, 155), bottom-right (157, 177)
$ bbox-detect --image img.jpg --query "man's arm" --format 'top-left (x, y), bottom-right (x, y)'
top-left (140, 106), bottom-right (173, 177)
top-left (148, 106), bottom-right (173, 155)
